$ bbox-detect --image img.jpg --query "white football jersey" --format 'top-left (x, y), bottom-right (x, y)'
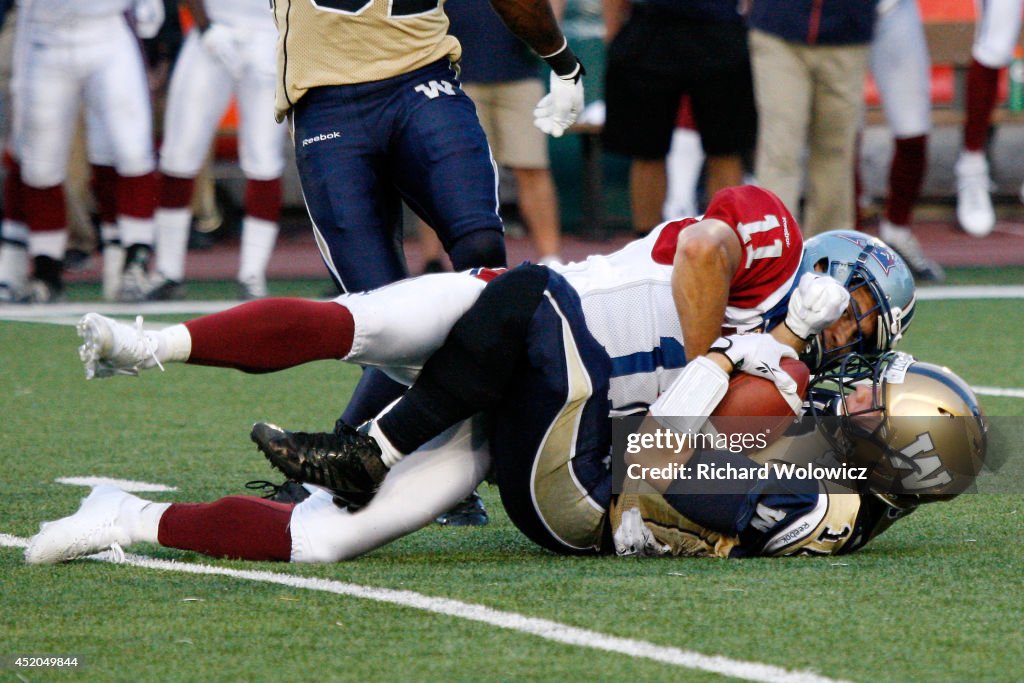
top-left (552, 185), bottom-right (803, 415)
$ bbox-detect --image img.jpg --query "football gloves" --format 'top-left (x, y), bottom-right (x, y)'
top-left (709, 333), bottom-right (802, 414)
top-left (132, 0), bottom-right (165, 39)
top-left (534, 42), bottom-right (585, 138)
top-left (614, 507), bottom-right (670, 557)
top-left (785, 272), bottom-right (851, 340)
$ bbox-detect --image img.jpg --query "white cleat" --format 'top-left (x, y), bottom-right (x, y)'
top-left (77, 313), bottom-right (164, 380)
top-left (24, 486), bottom-right (133, 565)
top-left (954, 152), bottom-right (995, 237)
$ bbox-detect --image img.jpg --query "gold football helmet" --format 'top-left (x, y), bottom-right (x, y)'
top-left (811, 352), bottom-right (987, 508)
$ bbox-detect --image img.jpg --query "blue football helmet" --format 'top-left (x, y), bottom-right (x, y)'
top-left (800, 230), bottom-right (916, 369)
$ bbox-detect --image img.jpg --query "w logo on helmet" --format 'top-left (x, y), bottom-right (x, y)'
top-left (889, 432), bottom-right (952, 491)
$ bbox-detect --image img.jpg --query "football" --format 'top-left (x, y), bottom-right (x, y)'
top-left (710, 357), bottom-right (811, 446)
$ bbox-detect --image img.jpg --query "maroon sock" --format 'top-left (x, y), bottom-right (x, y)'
top-left (24, 184), bottom-right (67, 232)
top-left (244, 178), bottom-right (283, 222)
top-left (158, 496), bottom-right (295, 561)
top-left (91, 165), bottom-right (119, 228)
top-left (964, 59), bottom-right (1000, 152)
top-left (184, 298), bottom-right (355, 372)
top-left (159, 174), bottom-right (195, 209)
top-left (3, 157), bottom-right (25, 224)
top-left (885, 135), bottom-right (927, 226)
top-left (118, 171), bottom-right (158, 220)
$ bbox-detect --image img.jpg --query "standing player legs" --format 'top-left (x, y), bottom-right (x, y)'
top-left (870, 0), bottom-right (942, 280)
top-left (235, 29), bottom-right (286, 299)
top-left (153, 33), bottom-right (235, 296)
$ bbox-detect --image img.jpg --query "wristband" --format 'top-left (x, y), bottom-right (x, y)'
top-left (649, 356), bottom-right (730, 435)
top-left (542, 39), bottom-right (585, 81)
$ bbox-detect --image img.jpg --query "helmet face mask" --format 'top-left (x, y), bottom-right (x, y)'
top-left (801, 231), bottom-right (917, 371)
top-left (809, 353), bottom-right (988, 509)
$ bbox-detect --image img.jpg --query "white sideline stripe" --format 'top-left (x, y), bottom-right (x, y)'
top-left (55, 477), bottom-right (178, 492)
top-left (916, 285), bottom-right (1024, 300)
top-left (0, 300), bottom-right (251, 323)
top-left (0, 285), bottom-right (1021, 325)
top-left (0, 533), bottom-right (846, 683)
top-left (972, 386), bottom-right (1024, 399)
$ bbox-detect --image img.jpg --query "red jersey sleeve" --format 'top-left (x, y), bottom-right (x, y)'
top-left (702, 185), bottom-right (803, 309)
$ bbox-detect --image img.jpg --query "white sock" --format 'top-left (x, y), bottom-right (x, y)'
top-left (878, 219), bottom-right (909, 242)
top-left (154, 208), bottom-right (191, 282)
top-left (0, 239), bottom-right (29, 287)
top-left (368, 420), bottom-right (404, 468)
top-left (27, 229), bottom-right (68, 260)
top-left (154, 323), bottom-right (193, 364)
top-left (238, 216), bottom-right (279, 284)
top-left (120, 215), bottom-right (155, 251)
top-left (117, 493), bottom-right (171, 544)
top-left (102, 244), bottom-right (125, 302)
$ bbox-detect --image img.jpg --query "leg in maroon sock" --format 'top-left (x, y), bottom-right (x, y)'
top-left (885, 134), bottom-right (927, 226)
top-left (184, 298), bottom-right (354, 372)
top-left (158, 496), bottom-right (295, 561)
top-left (963, 59), bottom-right (1000, 152)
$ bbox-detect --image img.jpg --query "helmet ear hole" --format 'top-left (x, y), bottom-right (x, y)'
top-left (813, 256), bottom-right (829, 273)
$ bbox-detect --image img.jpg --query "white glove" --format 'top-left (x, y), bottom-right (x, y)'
top-left (709, 333), bottom-right (802, 413)
top-left (200, 24), bottom-right (243, 80)
top-left (132, 0), bottom-right (165, 39)
top-left (785, 272), bottom-right (851, 340)
top-left (533, 71), bottom-right (585, 138)
top-left (614, 507), bottom-right (669, 557)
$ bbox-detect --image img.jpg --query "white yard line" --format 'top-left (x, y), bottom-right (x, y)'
top-left (0, 533), bottom-right (847, 683)
top-left (0, 284), bottom-right (1021, 325)
top-left (54, 477), bottom-right (178, 492)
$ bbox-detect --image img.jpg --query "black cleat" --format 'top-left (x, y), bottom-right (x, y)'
top-left (435, 491), bottom-right (489, 526)
top-left (244, 479), bottom-right (312, 504)
top-left (251, 422), bottom-right (388, 510)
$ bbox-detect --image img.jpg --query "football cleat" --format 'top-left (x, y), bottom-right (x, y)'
top-left (77, 313), bottom-right (164, 380)
top-left (435, 491), bottom-right (489, 527)
top-left (237, 275), bottom-right (268, 300)
top-left (244, 479), bottom-right (313, 504)
top-left (118, 262), bottom-right (152, 302)
top-left (145, 274), bottom-right (186, 301)
top-left (878, 221), bottom-right (945, 283)
top-left (251, 422), bottom-right (388, 510)
top-left (24, 485), bottom-right (132, 564)
top-left (954, 152), bottom-right (995, 237)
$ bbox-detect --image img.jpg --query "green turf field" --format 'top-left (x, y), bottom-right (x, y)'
top-left (2, 273), bottom-right (1022, 682)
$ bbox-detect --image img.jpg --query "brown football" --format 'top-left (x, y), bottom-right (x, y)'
top-left (710, 357), bottom-right (810, 447)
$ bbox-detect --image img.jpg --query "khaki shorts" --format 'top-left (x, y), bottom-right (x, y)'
top-left (463, 79), bottom-right (550, 169)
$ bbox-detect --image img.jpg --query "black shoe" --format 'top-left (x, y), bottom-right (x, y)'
top-left (435, 491), bottom-right (489, 526)
top-left (244, 479), bottom-right (312, 504)
top-left (146, 277), bottom-right (186, 301)
top-left (251, 422), bottom-right (388, 510)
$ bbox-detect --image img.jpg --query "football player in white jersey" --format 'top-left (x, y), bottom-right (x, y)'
top-left (0, 0), bottom-right (163, 302)
top-left (147, 0), bottom-right (287, 301)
